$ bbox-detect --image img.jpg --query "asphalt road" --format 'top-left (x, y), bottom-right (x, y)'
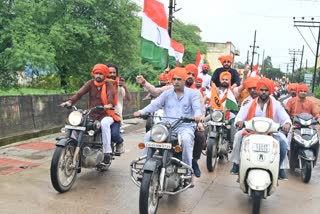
top-left (0, 120), bottom-right (320, 214)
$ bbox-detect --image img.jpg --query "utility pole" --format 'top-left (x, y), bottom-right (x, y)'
top-left (261, 49), bottom-right (265, 74)
top-left (298, 45), bottom-right (304, 82)
top-left (294, 17), bottom-right (320, 92)
top-left (288, 49), bottom-right (302, 80)
top-left (249, 30), bottom-right (259, 72)
top-left (246, 50), bottom-right (249, 64)
top-left (168, 0), bottom-right (174, 37)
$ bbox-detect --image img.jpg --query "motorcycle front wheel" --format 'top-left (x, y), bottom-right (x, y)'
top-left (301, 160), bottom-right (312, 183)
top-left (252, 190), bottom-right (263, 214)
top-left (206, 138), bottom-right (218, 172)
top-left (50, 142), bottom-right (77, 193)
top-left (139, 170), bottom-right (160, 214)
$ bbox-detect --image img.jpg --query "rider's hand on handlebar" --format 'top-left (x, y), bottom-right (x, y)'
top-left (282, 122), bottom-right (291, 133)
top-left (104, 104), bottom-right (113, 109)
top-left (59, 101), bottom-right (71, 107)
top-left (194, 116), bottom-right (202, 123)
top-left (133, 111), bottom-right (141, 117)
top-left (236, 121), bottom-right (244, 129)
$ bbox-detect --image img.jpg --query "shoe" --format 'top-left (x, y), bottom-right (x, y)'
top-left (192, 159), bottom-right (201, 177)
top-left (103, 154), bottom-right (111, 164)
top-left (230, 163), bottom-right (239, 175)
top-left (115, 143), bottom-right (124, 153)
top-left (278, 169), bottom-right (288, 180)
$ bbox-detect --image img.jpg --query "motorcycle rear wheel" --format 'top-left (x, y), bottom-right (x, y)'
top-left (139, 170), bottom-right (160, 214)
top-left (301, 160), bottom-right (312, 183)
top-left (252, 190), bottom-right (263, 214)
top-left (50, 143), bottom-right (77, 193)
top-left (206, 138), bottom-right (218, 172)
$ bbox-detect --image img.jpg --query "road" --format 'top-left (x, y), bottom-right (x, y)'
top-left (0, 119), bottom-right (320, 214)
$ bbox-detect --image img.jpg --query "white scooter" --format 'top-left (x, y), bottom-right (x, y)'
top-left (239, 117), bottom-right (280, 214)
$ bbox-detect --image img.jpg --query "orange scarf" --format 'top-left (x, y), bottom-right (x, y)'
top-left (209, 83), bottom-right (229, 110)
top-left (247, 97), bottom-right (273, 120)
top-left (99, 79), bottom-right (120, 122)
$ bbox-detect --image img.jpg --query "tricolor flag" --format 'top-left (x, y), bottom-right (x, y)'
top-left (249, 64), bottom-right (260, 77)
top-left (169, 39), bottom-right (184, 67)
top-left (140, 0), bottom-right (170, 68)
top-left (195, 50), bottom-right (204, 75)
top-left (209, 83), bottom-right (239, 112)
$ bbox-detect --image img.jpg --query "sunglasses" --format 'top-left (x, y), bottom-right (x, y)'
top-left (172, 77), bottom-right (183, 81)
top-left (223, 61), bottom-right (231, 63)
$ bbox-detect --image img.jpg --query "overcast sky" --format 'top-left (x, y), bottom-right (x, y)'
top-left (135, 0), bottom-right (320, 72)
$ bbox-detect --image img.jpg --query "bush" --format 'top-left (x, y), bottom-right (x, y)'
top-left (315, 86), bottom-right (320, 99)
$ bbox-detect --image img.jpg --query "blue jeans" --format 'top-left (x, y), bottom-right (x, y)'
top-left (111, 121), bottom-right (123, 144)
top-left (273, 133), bottom-right (288, 166)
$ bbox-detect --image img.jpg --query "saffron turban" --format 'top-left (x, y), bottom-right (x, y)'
top-left (218, 55), bottom-right (233, 65)
top-left (202, 64), bottom-right (210, 70)
top-left (91, 64), bottom-right (109, 77)
top-left (296, 84), bottom-right (309, 93)
top-left (288, 83), bottom-right (298, 92)
top-left (245, 77), bottom-right (259, 89)
top-left (256, 78), bottom-right (275, 94)
top-left (219, 71), bottom-right (232, 82)
top-left (170, 68), bottom-right (187, 81)
top-left (196, 77), bottom-right (203, 83)
top-left (185, 64), bottom-right (198, 77)
top-left (158, 73), bottom-right (168, 81)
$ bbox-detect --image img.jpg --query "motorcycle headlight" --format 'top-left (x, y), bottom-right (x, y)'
top-left (211, 111), bottom-right (223, 122)
top-left (253, 120), bottom-right (271, 133)
top-left (299, 118), bottom-right (312, 126)
top-left (151, 124), bottom-right (169, 142)
top-left (68, 111), bottom-right (83, 126)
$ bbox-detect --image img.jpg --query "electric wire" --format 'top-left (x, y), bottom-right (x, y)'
top-left (309, 27), bottom-right (318, 44)
top-left (295, 26), bottom-right (316, 56)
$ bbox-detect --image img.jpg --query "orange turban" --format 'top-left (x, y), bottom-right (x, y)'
top-left (219, 71), bottom-right (232, 82)
top-left (185, 64), bottom-right (198, 77)
top-left (202, 64), bottom-right (210, 70)
top-left (196, 77), bottom-right (203, 83)
top-left (245, 77), bottom-right (259, 89)
top-left (288, 83), bottom-right (298, 92)
top-left (170, 67), bottom-right (187, 81)
top-left (256, 78), bottom-right (275, 94)
top-left (296, 84), bottom-right (309, 93)
top-left (91, 64), bottom-right (109, 77)
top-left (158, 73), bottom-right (168, 81)
top-left (218, 55), bottom-right (233, 65)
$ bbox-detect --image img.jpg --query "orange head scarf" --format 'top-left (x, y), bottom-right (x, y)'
top-left (195, 77), bottom-right (203, 83)
top-left (218, 55), bottom-right (233, 65)
top-left (256, 78), bottom-right (275, 94)
top-left (296, 84), bottom-right (309, 93)
top-left (245, 77), bottom-right (260, 89)
top-left (91, 64), bottom-right (109, 77)
top-left (288, 83), bottom-right (298, 92)
top-left (170, 67), bottom-right (187, 82)
top-left (219, 71), bottom-right (232, 83)
top-left (158, 73), bottom-right (168, 81)
top-left (202, 64), bottom-right (210, 70)
top-left (185, 64), bottom-right (198, 77)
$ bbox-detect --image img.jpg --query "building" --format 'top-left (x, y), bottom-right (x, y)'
top-left (204, 41), bottom-right (240, 72)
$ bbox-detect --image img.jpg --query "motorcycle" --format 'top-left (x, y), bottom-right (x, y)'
top-left (130, 116), bottom-right (195, 214)
top-left (239, 117), bottom-right (280, 214)
top-left (205, 108), bottom-right (234, 172)
top-left (289, 113), bottom-right (319, 183)
top-left (50, 105), bottom-right (121, 193)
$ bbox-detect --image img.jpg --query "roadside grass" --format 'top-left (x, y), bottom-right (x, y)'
top-left (0, 88), bottom-right (65, 96)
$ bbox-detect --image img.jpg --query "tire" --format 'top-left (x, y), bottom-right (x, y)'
top-left (289, 151), bottom-right (295, 174)
top-left (206, 138), bottom-right (218, 172)
top-left (139, 170), bottom-right (160, 214)
top-left (252, 190), bottom-right (263, 214)
top-left (50, 143), bottom-right (77, 193)
top-left (301, 160), bottom-right (312, 183)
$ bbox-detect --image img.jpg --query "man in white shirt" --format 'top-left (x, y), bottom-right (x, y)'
top-left (197, 64), bottom-right (212, 95)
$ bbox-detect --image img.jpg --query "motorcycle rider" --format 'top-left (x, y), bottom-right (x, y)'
top-left (106, 63), bottom-right (132, 153)
top-left (134, 68), bottom-right (202, 180)
top-left (282, 83), bottom-right (298, 107)
top-left (211, 55), bottom-right (240, 89)
top-left (229, 78), bottom-right (292, 180)
top-left (240, 77), bottom-right (260, 106)
top-left (59, 64), bottom-right (115, 164)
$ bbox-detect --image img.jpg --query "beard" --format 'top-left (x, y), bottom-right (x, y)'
top-left (221, 82), bottom-right (229, 88)
top-left (202, 70), bottom-right (208, 74)
top-left (185, 78), bottom-right (194, 87)
top-left (95, 77), bottom-right (104, 82)
top-left (223, 65), bottom-right (230, 70)
top-left (108, 75), bottom-right (116, 80)
top-left (259, 93), bottom-right (269, 102)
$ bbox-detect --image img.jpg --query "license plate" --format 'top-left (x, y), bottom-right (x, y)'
top-left (301, 128), bottom-right (313, 135)
top-left (177, 168), bottom-right (187, 174)
top-left (252, 143), bottom-right (270, 153)
top-left (208, 121), bottom-right (223, 126)
top-left (65, 125), bottom-right (86, 131)
top-left (145, 142), bottom-right (172, 149)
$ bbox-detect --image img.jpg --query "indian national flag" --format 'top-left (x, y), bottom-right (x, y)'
top-left (140, 0), bottom-right (170, 68)
top-left (209, 83), bottom-right (239, 112)
top-left (195, 50), bottom-right (204, 74)
top-left (225, 89), bottom-right (239, 112)
top-left (168, 39), bottom-right (184, 67)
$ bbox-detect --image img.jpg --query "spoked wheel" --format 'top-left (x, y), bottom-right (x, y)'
top-left (252, 190), bottom-right (263, 214)
top-left (139, 170), bottom-right (160, 214)
top-left (206, 138), bottom-right (218, 172)
top-left (50, 142), bottom-right (78, 193)
top-left (301, 160), bottom-right (312, 183)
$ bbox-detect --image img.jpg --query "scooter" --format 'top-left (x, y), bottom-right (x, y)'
top-left (239, 117), bottom-right (280, 214)
top-left (289, 113), bottom-right (319, 183)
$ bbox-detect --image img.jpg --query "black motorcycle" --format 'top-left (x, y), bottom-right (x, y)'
top-left (50, 105), bottom-right (120, 193)
top-left (130, 116), bottom-right (195, 214)
top-left (289, 113), bottom-right (319, 183)
top-left (205, 108), bottom-right (234, 172)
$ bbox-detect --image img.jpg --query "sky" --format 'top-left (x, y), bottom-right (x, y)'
top-left (135, 0), bottom-right (320, 73)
